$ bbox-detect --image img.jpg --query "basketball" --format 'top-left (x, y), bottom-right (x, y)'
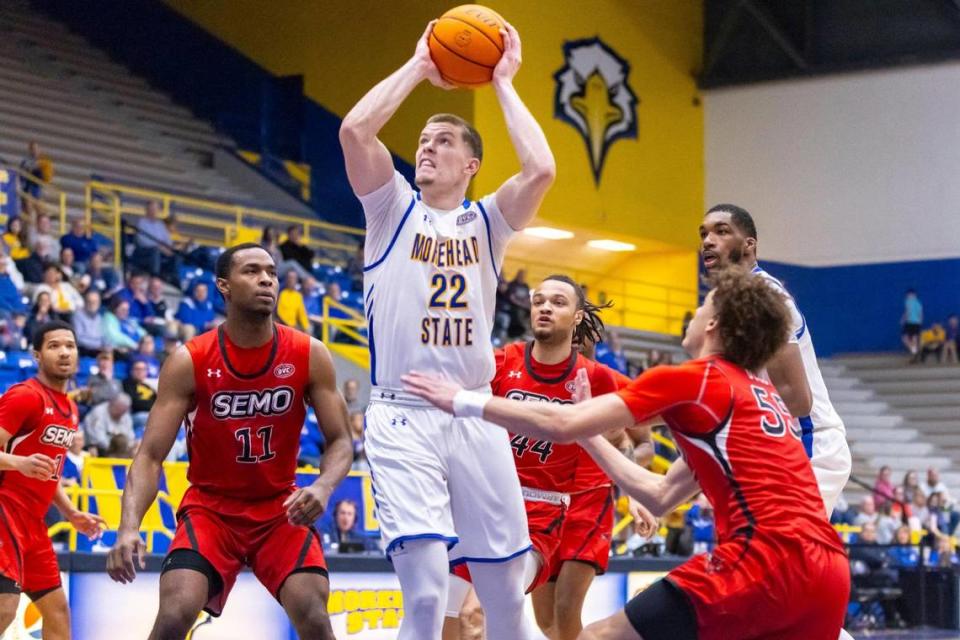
top-left (428, 4), bottom-right (506, 88)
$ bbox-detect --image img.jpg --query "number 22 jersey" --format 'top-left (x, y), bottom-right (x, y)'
top-left (184, 324), bottom-right (310, 501)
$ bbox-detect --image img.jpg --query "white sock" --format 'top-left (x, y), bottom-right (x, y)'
top-left (470, 554), bottom-right (535, 640)
top-left (392, 539), bottom-right (450, 640)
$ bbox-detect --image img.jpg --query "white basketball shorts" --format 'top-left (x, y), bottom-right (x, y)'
top-left (364, 387), bottom-right (532, 564)
top-left (811, 426), bottom-right (852, 516)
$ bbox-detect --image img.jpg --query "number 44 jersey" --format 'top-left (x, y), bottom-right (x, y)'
top-left (492, 341), bottom-right (619, 494)
top-left (184, 324), bottom-right (310, 500)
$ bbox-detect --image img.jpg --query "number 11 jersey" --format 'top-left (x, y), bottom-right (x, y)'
top-left (184, 324), bottom-right (310, 500)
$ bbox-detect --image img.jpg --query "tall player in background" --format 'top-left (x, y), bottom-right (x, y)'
top-left (698, 204), bottom-right (851, 516)
top-left (339, 17), bottom-right (556, 640)
top-left (0, 321), bottom-right (105, 640)
top-left (107, 245), bottom-right (353, 640)
top-left (404, 270), bottom-right (849, 640)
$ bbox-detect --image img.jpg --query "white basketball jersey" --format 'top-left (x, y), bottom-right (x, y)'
top-left (359, 171), bottom-right (513, 389)
top-left (754, 265), bottom-right (845, 434)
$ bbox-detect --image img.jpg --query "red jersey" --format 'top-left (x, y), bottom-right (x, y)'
top-left (617, 356), bottom-right (843, 552)
top-left (0, 378), bottom-right (79, 518)
top-left (185, 324), bottom-right (310, 500)
top-left (570, 364), bottom-right (630, 492)
top-left (492, 341), bottom-right (617, 493)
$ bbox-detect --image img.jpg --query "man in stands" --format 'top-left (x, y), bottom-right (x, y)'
top-left (0, 321), bottom-right (105, 639)
top-left (175, 282), bottom-right (216, 341)
top-left (60, 217), bottom-right (99, 266)
top-left (279, 225), bottom-right (315, 279)
top-left (134, 201), bottom-right (178, 282)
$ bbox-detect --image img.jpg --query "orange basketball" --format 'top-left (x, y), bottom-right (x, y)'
top-left (428, 4), bottom-right (506, 88)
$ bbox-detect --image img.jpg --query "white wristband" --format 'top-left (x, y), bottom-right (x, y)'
top-left (452, 390), bottom-right (489, 419)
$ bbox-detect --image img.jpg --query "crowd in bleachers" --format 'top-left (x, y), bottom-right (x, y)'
top-left (901, 289), bottom-right (959, 364)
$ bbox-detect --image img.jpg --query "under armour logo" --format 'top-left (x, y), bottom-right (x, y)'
top-left (207, 369), bottom-right (222, 378)
top-left (391, 416), bottom-right (407, 427)
top-left (508, 371), bottom-right (522, 379)
top-left (379, 392), bottom-right (396, 400)
top-left (45, 408), bottom-right (54, 415)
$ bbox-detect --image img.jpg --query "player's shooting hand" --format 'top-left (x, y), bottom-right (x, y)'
top-left (107, 528), bottom-right (147, 584)
top-left (284, 486), bottom-right (329, 526)
top-left (628, 498), bottom-right (658, 540)
top-left (401, 371), bottom-right (460, 414)
top-left (68, 510), bottom-right (106, 540)
top-left (15, 453), bottom-right (57, 479)
top-left (493, 22), bottom-right (522, 84)
top-left (414, 20), bottom-right (455, 90)
top-left (571, 368), bottom-right (592, 403)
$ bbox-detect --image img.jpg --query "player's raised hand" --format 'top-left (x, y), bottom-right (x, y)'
top-left (107, 528), bottom-right (147, 584)
top-left (627, 497), bottom-right (658, 540)
top-left (571, 368), bottom-right (592, 403)
top-left (413, 21), bottom-right (455, 90)
top-left (401, 371), bottom-right (461, 413)
top-left (284, 485), bottom-right (330, 526)
top-left (15, 453), bottom-right (57, 479)
top-left (68, 510), bottom-right (106, 540)
top-left (493, 22), bottom-right (522, 84)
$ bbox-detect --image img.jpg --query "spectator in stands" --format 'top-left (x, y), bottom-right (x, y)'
top-left (85, 251), bottom-right (119, 298)
top-left (0, 255), bottom-right (25, 316)
top-left (923, 492), bottom-right (955, 543)
top-left (596, 329), bottom-right (629, 375)
top-left (73, 290), bottom-right (106, 357)
top-left (920, 322), bottom-right (946, 363)
top-left (855, 494), bottom-right (879, 528)
top-left (874, 465), bottom-right (895, 507)
top-left (686, 495), bottom-right (715, 554)
top-left (901, 288), bottom-right (923, 360)
top-left (945, 315), bottom-right (959, 364)
top-left (909, 489), bottom-right (929, 532)
top-left (60, 429), bottom-right (89, 487)
top-left (59, 247), bottom-right (78, 282)
top-left (931, 535), bottom-right (960, 567)
top-left (145, 275), bottom-right (178, 339)
top-left (301, 276), bottom-right (323, 319)
top-left (25, 291), bottom-right (54, 341)
top-left (261, 226), bottom-right (283, 266)
top-left (86, 350), bottom-right (122, 407)
top-left (83, 392), bottom-right (135, 454)
top-left (493, 278), bottom-right (512, 346)
top-left (175, 282), bottom-right (216, 341)
top-left (135, 335), bottom-right (160, 380)
top-left (829, 494), bottom-right (856, 526)
top-left (4, 217), bottom-right (41, 283)
top-left (18, 141), bottom-right (45, 210)
top-left (350, 412), bottom-right (367, 471)
top-left (298, 412), bottom-right (323, 468)
top-left (903, 470), bottom-right (922, 504)
top-left (343, 378), bottom-right (362, 414)
top-left (123, 360), bottom-right (156, 435)
top-left (60, 217), bottom-right (98, 265)
top-left (103, 298), bottom-right (144, 358)
top-left (850, 522), bottom-right (905, 628)
top-left (117, 272), bottom-right (154, 324)
top-left (28, 213), bottom-right (58, 263)
top-left (0, 312), bottom-right (28, 352)
top-left (33, 263), bottom-right (81, 319)
top-left (322, 499), bottom-right (375, 553)
top-left (277, 270), bottom-right (310, 333)
top-left (105, 433), bottom-right (133, 459)
top-left (279, 225), bottom-right (315, 279)
top-left (925, 467), bottom-right (952, 504)
top-left (506, 269), bottom-right (531, 338)
top-left (889, 486), bottom-right (912, 522)
top-left (887, 525), bottom-right (919, 568)
top-left (134, 201), bottom-right (178, 282)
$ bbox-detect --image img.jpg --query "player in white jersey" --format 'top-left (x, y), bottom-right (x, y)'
top-left (339, 20), bottom-right (555, 640)
top-left (699, 204), bottom-right (851, 516)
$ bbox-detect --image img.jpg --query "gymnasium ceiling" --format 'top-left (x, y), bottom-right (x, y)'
top-left (701, 0), bottom-right (960, 88)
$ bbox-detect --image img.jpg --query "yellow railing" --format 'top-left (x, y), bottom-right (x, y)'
top-left (84, 180), bottom-right (364, 269)
top-left (0, 162), bottom-right (68, 231)
top-left (501, 257), bottom-right (696, 335)
top-left (318, 296), bottom-right (370, 369)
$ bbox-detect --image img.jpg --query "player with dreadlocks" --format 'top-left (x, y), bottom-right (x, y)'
top-left (442, 275), bottom-right (657, 640)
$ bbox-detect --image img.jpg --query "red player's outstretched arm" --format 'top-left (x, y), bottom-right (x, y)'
top-left (108, 346), bottom-right (194, 583)
top-left (283, 339), bottom-right (353, 526)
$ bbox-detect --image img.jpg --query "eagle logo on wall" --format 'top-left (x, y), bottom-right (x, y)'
top-left (554, 37), bottom-right (639, 185)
